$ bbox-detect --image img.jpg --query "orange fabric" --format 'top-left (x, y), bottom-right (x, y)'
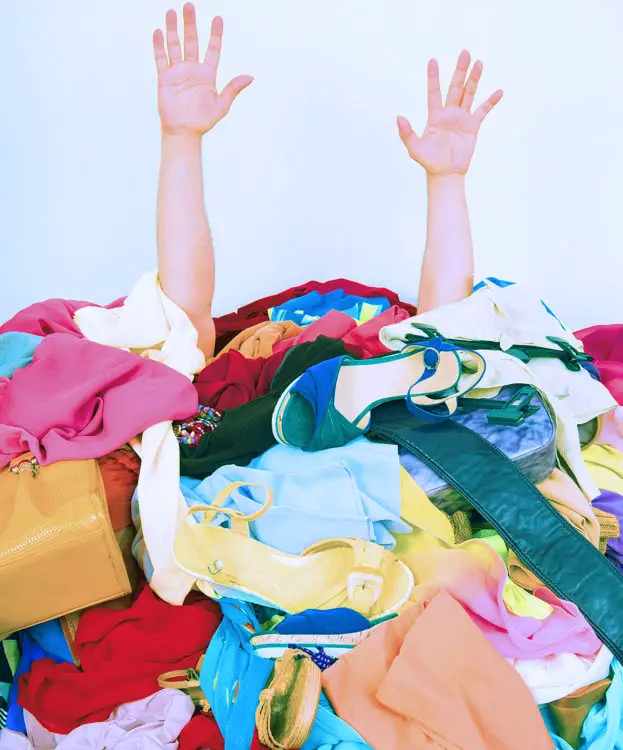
top-left (212, 320), bottom-right (301, 361)
top-left (322, 590), bottom-right (553, 750)
top-left (508, 468), bottom-right (600, 592)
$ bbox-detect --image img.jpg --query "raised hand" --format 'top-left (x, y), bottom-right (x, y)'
top-left (397, 50), bottom-right (502, 176)
top-left (153, 3), bottom-right (253, 136)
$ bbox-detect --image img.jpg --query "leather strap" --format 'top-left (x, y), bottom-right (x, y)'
top-left (370, 401), bottom-right (623, 665)
top-left (185, 482), bottom-right (274, 537)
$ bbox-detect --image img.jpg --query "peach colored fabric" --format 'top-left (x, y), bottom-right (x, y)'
top-left (213, 320), bottom-right (301, 361)
top-left (322, 590), bottom-right (553, 750)
top-left (508, 469), bottom-right (601, 592)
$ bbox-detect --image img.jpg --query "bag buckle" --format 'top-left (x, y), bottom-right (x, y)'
top-left (546, 336), bottom-right (593, 372)
top-left (347, 567), bottom-right (383, 613)
top-left (487, 386), bottom-right (539, 426)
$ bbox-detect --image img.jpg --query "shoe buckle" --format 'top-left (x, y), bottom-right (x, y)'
top-left (347, 567), bottom-right (383, 613)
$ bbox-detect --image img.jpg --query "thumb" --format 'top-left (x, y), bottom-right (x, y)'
top-left (397, 115), bottom-right (421, 159)
top-left (219, 75), bottom-right (254, 113)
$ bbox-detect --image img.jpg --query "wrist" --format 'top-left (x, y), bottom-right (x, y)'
top-left (161, 128), bottom-right (204, 145)
top-left (426, 172), bottom-right (466, 186)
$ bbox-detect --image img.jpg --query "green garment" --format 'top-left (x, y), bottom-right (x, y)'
top-left (180, 336), bottom-right (348, 479)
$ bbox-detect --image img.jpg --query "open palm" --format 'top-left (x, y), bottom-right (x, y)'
top-left (153, 3), bottom-right (253, 136)
top-left (398, 50), bottom-right (503, 176)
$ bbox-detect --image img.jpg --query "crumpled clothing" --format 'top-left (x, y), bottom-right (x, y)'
top-left (98, 447), bottom-right (141, 531)
top-left (74, 271), bottom-right (208, 605)
top-left (212, 278), bottom-right (417, 353)
top-left (0, 333), bottom-right (42, 379)
top-left (322, 589), bottom-right (553, 750)
top-left (180, 438), bottom-right (408, 554)
top-left (541, 659), bottom-right (623, 749)
top-left (268, 289), bottom-right (390, 326)
top-left (0, 333), bottom-right (196, 469)
top-left (575, 324), bottom-right (623, 405)
top-left (511, 645), bottom-right (613, 706)
top-left (0, 298), bottom-right (124, 339)
top-left (213, 319), bottom-right (301, 360)
top-left (0, 690), bottom-right (194, 749)
top-left (17, 585), bottom-right (221, 735)
top-left (193, 348), bottom-right (286, 412)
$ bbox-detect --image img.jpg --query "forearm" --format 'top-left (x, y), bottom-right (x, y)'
top-left (157, 132), bottom-right (216, 358)
top-left (416, 174), bottom-right (474, 315)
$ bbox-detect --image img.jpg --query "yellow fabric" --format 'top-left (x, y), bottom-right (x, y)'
top-left (395, 469), bottom-right (553, 620)
top-left (582, 443), bottom-right (623, 496)
top-left (74, 270), bottom-right (206, 605)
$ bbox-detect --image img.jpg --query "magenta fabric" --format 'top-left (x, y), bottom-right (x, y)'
top-left (272, 310), bottom-right (357, 356)
top-left (575, 324), bottom-right (623, 404)
top-left (0, 297), bottom-right (125, 338)
top-left (343, 305), bottom-right (412, 359)
top-left (0, 333), bottom-right (197, 467)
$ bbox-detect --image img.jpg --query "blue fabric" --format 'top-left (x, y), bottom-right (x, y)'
top-left (291, 356), bottom-right (346, 436)
top-left (0, 332), bottom-right (42, 379)
top-left (472, 278), bottom-right (567, 332)
top-left (199, 599), bottom-right (274, 750)
top-left (6, 627), bottom-right (71, 733)
top-left (274, 608), bottom-right (372, 636)
top-left (180, 438), bottom-right (407, 555)
top-left (540, 659), bottom-right (623, 749)
top-left (269, 290), bottom-right (390, 326)
top-left (302, 692), bottom-right (372, 750)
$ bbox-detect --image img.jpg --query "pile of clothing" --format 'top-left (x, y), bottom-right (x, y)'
top-left (1, 272), bottom-right (623, 750)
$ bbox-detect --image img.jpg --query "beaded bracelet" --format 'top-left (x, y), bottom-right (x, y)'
top-left (173, 405), bottom-right (221, 447)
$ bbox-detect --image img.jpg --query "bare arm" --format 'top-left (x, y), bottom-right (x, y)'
top-left (398, 52), bottom-right (502, 314)
top-left (417, 174), bottom-right (473, 313)
top-left (157, 132), bottom-right (216, 356)
top-left (153, 4), bottom-right (253, 359)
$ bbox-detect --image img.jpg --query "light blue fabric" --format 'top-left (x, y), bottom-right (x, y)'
top-left (180, 438), bottom-right (408, 555)
top-left (473, 277), bottom-right (568, 332)
top-left (268, 290), bottom-right (390, 326)
top-left (0, 332), bottom-right (42, 379)
top-left (199, 599), bottom-right (273, 750)
top-left (302, 693), bottom-right (372, 750)
top-left (541, 659), bottom-right (623, 749)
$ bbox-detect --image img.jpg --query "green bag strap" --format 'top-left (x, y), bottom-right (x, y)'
top-left (370, 405), bottom-right (623, 665)
top-left (403, 324), bottom-right (592, 372)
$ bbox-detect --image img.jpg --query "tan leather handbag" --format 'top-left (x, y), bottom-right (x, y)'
top-left (0, 455), bottom-right (131, 638)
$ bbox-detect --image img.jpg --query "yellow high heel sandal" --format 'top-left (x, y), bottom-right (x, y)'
top-left (173, 481), bottom-right (414, 618)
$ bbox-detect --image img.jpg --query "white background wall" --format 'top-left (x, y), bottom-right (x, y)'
top-left (1, 0), bottom-right (621, 330)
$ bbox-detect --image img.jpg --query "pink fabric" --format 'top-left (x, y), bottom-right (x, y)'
top-left (403, 540), bottom-right (601, 660)
top-left (575, 324), bottom-right (623, 405)
top-left (271, 310), bottom-right (357, 356)
top-left (0, 298), bottom-right (125, 338)
top-left (0, 333), bottom-right (197, 467)
top-left (343, 305), bottom-right (412, 358)
top-left (271, 305), bottom-right (411, 360)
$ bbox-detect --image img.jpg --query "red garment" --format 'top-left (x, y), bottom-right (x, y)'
top-left (0, 333), bottom-right (197, 468)
top-left (97, 447), bottom-right (141, 531)
top-left (178, 714), bottom-right (268, 750)
top-left (18, 586), bottom-right (221, 734)
top-left (575, 324), bottom-right (623, 405)
top-left (0, 297), bottom-right (125, 338)
top-left (343, 305), bottom-right (412, 359)
top-left (193, 348), bottom-right (287, 412)
top-left (213, 279), bottom-right (417, 352)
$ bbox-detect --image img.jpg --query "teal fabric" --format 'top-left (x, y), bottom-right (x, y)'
top-left (302, 693), bottom-right (372, 749)
top-left (199, 599), bottom-right (272, 750)
top-left (0, 332), bottom-right (42, 379)
top-left (370, 400), bottom-right (623, 665)
top-left (541, 660), bottom-right (623, 749)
